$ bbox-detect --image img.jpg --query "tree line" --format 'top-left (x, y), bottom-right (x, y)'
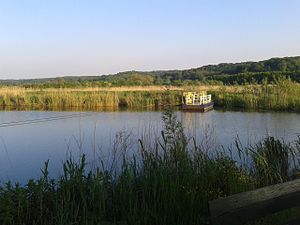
top-left (1, 56), bottom-right (300, 88)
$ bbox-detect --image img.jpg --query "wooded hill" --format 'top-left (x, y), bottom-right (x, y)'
top-left (1, 56), bottom-right (300, 87)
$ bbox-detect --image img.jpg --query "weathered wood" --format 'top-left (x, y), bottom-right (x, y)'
top-left (209, 179), bottom-right (300, 225)
top-left (283, 218), bottom-right (300, 225)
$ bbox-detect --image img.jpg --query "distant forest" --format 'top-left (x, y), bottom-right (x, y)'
top-left (2, 56), bottom-right (300, 88)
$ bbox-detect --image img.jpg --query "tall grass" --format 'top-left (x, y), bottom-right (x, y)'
top-left (212, 78), bottom-right (300, 111)
top-left (2, 79), bottom-right (300, 111)
top-left (0, 90), bottom-right (181, 110)
top-left (0, 110), bottom-right (300, 224)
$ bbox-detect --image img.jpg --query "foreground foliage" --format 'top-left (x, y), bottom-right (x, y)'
top-left (0, 110), bottom-right (300, 225)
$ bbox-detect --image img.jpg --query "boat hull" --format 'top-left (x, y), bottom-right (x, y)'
top-left (181, 102), bottom-right (214, 112)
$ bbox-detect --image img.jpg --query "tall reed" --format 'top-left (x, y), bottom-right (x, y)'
top-left (2, 79), bottom-right (300, 112)
top-left (0, 110), bottom-right (300, 224)
top-left (0, 90), bottom-right (181, 110)
top-left (212, 78), bottom-right (300, 111)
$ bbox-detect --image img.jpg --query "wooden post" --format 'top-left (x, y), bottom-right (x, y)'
top-left (209, 179), bottom-right (300, 225)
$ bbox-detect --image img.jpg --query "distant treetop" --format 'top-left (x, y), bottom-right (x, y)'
top-left (1, 56), bottom-right (300, 87)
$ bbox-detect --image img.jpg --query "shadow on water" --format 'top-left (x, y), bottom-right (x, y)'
top-left (0, 105), bottom-right (159, 112)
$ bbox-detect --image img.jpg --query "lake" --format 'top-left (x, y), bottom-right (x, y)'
top-left (0, 109), bottom-right (300, 183)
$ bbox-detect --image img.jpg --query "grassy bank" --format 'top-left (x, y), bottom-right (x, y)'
top-left (0, 88), bottom-right (181, 110)
top-left (212, 78), bottom-right (300, 111)
top-left (1, 110), bottom-right (300, 225)
top-left (1, 79), bottom-right (300, 112)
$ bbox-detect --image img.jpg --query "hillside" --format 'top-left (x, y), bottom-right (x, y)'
top-left (1, 56), bottom-right (300, 87)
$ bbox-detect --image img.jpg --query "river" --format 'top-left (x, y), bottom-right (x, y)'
top-left (0, 109), bottom-right (299, 182)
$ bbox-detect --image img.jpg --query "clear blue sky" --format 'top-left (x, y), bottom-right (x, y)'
top-left (1, 0), bottom-right (300, 79)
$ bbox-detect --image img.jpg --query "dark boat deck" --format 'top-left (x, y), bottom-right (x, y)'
top-left (181, 102), bottom-right (214, 112)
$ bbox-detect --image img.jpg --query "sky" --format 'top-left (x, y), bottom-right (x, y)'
top-left (0, 0), bottom-right (300, 79)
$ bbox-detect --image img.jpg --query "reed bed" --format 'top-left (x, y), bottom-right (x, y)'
top-left (0, 85), bottom-right (224, 93)
top-left (2, 80), bottom-right (300, 112)
top-left (0, 90), bottom-right (181, 110)
top-left (0, 109), bottom-right (300, 225)
top-left (212, 79), bottom-right (300, 111)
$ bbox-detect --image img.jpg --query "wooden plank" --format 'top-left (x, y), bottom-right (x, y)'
top-left (209, 179), bottom-right (300, 225)
top-left (283, 218), bottom-right (300, 225)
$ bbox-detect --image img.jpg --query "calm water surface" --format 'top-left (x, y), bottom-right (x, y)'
top-left (0, 110), bottom-right (300, 182)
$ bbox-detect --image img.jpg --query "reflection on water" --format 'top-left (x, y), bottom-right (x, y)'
top-left (0, 110), bottom-right (299, 182)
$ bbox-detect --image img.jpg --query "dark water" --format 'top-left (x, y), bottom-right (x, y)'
top-left (0, 110), bottom-right (300, 182)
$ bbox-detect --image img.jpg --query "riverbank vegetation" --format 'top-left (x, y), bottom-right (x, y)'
top-left (1, 57), bottom-right (300, 111)
top-left (0, 56), bottom-right (299, 111)
top-left (1, 77), bottom-right (300, 112)
top-left (0, 110), bottom-right (300, 225)
top-left (0, 88), bottom-right (181, 110)
top-left (212, 77), bottom-right (300, 111)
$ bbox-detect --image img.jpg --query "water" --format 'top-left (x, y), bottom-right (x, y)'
top-left (0, 110), bottom-right (300, 182)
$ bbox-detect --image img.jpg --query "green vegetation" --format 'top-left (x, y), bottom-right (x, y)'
top-left (0, 56), bottom-right (300, 113)
top-left (212, 77), bottom-right (300, 111)
top-left (0, 110), bottom-right (300, 225)
top-left (1, 57), bottom-right (300, 224)
top-left (1, 56), bottom-right (300, 112)
top-left (0, 90), bottom-right (181, 110)
top-left (2, 77), bottom-right (300, 112)
top-left (1, 56), bottom-right (300, 88)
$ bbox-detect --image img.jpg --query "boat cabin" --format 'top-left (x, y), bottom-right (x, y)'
top-left (182, 91), bottom-right (212, 105)
top-left (181, 91), bottom-right (213, 112)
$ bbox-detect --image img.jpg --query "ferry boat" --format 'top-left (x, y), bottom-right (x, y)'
top-left (181, 91), bottom-right (214, 112)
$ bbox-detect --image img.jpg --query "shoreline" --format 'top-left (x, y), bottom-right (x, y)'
top-left (0, 81), bottom-right (299, 112)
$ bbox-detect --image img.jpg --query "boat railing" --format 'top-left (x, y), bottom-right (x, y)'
top-left (182, 92), bottom-right (212, 105)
